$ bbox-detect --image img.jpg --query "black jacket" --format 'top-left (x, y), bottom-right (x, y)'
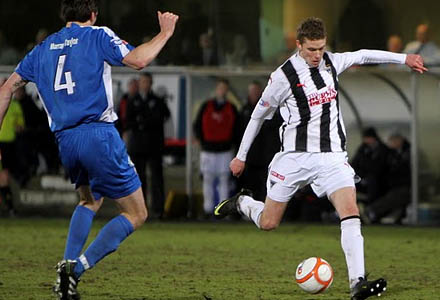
top-left (386, 140), bottom-right (411, 188)
top-left (239, 102), bottom-right (283, 167)
top-left (126, 91), bottom-right (170, 154)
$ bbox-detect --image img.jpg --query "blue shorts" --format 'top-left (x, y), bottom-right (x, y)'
top-left (55, 122), bottom-right (141, 200)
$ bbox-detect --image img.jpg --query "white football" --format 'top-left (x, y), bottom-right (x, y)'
top-left (295, 257), bottom-right (334, 294)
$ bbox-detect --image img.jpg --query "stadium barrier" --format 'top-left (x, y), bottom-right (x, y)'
top-left (0, 65), bottom-right (439, 224)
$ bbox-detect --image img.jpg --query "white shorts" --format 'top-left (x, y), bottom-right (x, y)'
top-left (266, 151), bottom-right (357, 202)
top-left (200, 150), bottom-right (234, 175)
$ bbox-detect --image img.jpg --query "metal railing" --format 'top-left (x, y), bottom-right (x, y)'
top-left (1, 65), bottom-right (439, 224)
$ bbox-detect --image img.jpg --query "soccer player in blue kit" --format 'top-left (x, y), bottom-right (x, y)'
top-left (0, 0), bottom-right (178, 299)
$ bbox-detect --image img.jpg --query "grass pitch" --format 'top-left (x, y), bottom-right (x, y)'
top-left (0, 218), bottom-right (438, 300)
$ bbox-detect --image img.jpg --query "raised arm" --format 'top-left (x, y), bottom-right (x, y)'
top-left (123, 11), bottom-right (179, 70)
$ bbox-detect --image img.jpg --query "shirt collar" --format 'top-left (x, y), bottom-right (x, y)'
top-left (293, 51), bottom-right (324, 69)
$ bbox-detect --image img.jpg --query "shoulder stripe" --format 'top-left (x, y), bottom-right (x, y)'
top-left (91, 26), bottom-right (131, 57)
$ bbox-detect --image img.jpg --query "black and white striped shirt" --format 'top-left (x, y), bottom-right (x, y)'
top-left (236, 50), bottom-right (406, 160)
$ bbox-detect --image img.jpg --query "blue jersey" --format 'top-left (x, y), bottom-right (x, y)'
top-left (15, 23), bottom-right (134, 132)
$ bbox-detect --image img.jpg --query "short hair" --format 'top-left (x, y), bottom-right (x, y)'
top-left (216, 78), bottom-right (229, 86)
top-left (249, 80), bottom-right (262, 87)
top-left (296, 17), bottom-right (327, 44)
top-left (61, 0), bottom-right (99, 23)
top-left (389, 131), bottom-right (405, 140)
top-left (140, 72), bottom-right (153, 83)
top-left (362, 127), bottom-right (378, 139)
top-left (140, 72), bottom-right (152, 79)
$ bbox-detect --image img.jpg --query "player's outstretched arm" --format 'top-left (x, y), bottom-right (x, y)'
top-left (123, 11), bottom-right (179, 70)
top-left (405, 54), bottom-right (428, 74)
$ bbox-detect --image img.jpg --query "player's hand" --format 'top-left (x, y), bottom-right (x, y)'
top-left (406, 54), bottom-right (428, 74)
top-left (158, 11), bottom-right (179, 38)
top-left (230, 157), bottom-right (245, 177)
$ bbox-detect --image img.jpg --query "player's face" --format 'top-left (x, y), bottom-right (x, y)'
top-left (297, 38), bottom-right (326, 67)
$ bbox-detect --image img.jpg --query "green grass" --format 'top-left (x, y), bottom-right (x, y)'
top-left (0, 218), bottom-right (439, 300)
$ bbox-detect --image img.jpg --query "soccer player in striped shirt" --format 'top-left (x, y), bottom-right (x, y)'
top-left (0, 0), bottom-right (178, 299)
top-left (215, 17), bottom-right (426, 300)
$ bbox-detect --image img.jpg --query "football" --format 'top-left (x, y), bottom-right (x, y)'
top-left (295, 257), bottom-right (334, 294)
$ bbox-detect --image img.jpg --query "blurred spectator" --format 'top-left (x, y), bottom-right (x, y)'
top-left (189, 31), bottom-right (219, 66)
top-left (193, 78), bottom-right (240, 217)
top-left (404, 23), bottom-right (440, 66)
top-left (0, 30), bottom-right (20, 65)
top-left (275, 32), bottom-right (297, 65)
top-left (0, 86), bottom-right (25, 215)
top-left (15, 86), bottom-right (60, 179)
top-left (351, 127), bottom-right (389, 204)
top-left (225, 34), bottom-right (248, 66)
top-left (237, 81), bottom-right (283, 201)
top-left (117, 78), bottom-right (138, 136)
top-left (335, 0), bottom-right (386, 51)
top-left (0, 163), bottom-right (15, 217)
top-left (382, 35), bottom-right (405, 70)
top-left (26, 28), bottom-right (49, 52)
top-left (387, 34), bottom-right (403, 53)
top-left (176, 1), bottom-right (210, 65)
top-left (0, 77), bottom-right (14, 216)
top-left (13, 87), bottom-right (42, 182)
top-left (125, 72), bottom-right (170, 219)
top-left (364, 133), bottom-right (411, 224)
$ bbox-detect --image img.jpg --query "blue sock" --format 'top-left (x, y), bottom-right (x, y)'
top-left (64, 205), bottom-right (96, 260)
top-left (74, 215), bottom-right (134, 278)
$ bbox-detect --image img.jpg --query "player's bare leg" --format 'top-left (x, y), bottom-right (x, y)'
top-left (114, 187), bottom-right (148, 229)
top-left (329, 187), bottom-right (386, 299)
top-left (215, 189), bottom-right (287, 231)
top-left (257, 197), bottom-right (288, 231)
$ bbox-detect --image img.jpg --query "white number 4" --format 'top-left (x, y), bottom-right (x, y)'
top-left (54, 55), bottom-right (76, 95)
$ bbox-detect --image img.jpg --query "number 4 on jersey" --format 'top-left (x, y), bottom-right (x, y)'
top-left (54, 55), bottom-right (76, 95)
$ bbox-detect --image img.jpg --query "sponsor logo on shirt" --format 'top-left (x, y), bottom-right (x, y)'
top-left (270, 170), bottom-right (285, 181)
top-left (110, 37), bottom-right (128, 46)
top-left (325, 65), bottom-right (333, 74)
top-left (259, 99), bottom-right (270, 107)
top-left (50, 38), bottom-right (79, 50)
top-left (307, 87), bottom-right (337, 107)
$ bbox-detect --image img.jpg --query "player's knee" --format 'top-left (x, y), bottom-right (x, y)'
top-left (132, 208), bottom-right (148, 230)
top-left (259, 219), bottom-right (279, 231)
top-left (140, 207), bottom-right (148, 224)
top-left (79, 197), bottom-right (103, 212)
